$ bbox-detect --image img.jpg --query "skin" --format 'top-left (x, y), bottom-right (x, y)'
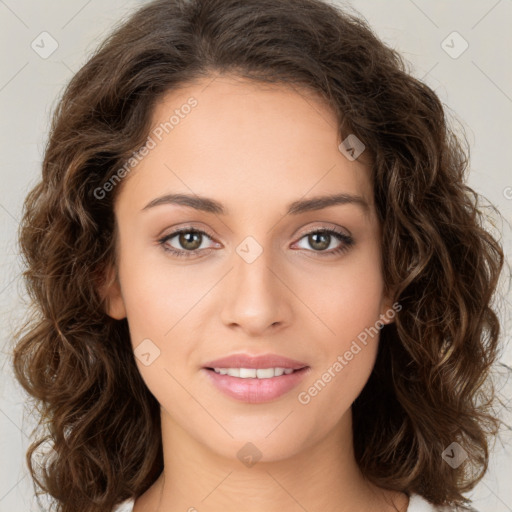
top-left (102, 75), bottom-right (409, 512)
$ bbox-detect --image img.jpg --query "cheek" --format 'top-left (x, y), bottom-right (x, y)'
top-left (298, 284), bottom-right (383, 433)
top-left (117, 243), bottom-right (207, 341)
top-left (299, 249), bottom-right (385, 344)
top-left (116, 243), bottom-right (215, 398)
top-left (295, 248), bottom-right (384, 401)
top-left (117, 250), bottom-right (201, 410)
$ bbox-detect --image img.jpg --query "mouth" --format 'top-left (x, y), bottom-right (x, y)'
top-left (202, 365), bottom-right (311, 403)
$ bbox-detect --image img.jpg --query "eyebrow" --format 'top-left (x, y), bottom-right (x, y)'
top-left (141, 192), bottom-right (370, 216)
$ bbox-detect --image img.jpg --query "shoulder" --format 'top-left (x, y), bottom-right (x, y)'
top-left (408, 493), bottom-right (479, 512)
top-left (113, 498), bottom-right (135, 512)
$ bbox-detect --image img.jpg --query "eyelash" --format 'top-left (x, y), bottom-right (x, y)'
top-left (157, 226), bottom-right (354, 259)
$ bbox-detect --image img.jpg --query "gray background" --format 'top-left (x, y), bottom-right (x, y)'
top-left (1, 1), bottom-right (511, 511)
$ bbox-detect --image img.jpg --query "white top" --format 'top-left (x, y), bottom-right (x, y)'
top-left (112, 493), bottom-right (477, 511)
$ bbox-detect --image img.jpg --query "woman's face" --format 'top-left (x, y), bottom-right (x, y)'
top-left (103, 75), bottom-right (394, 461)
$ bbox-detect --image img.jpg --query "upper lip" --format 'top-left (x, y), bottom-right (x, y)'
top-left (202, 353), bottom-right (308, 370)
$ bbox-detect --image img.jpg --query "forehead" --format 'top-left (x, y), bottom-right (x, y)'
top-left (117, 75), bottom-right (374, 218)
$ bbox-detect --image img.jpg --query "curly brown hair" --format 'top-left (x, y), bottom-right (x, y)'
top-left (12, 0), bottom-right (508, 511)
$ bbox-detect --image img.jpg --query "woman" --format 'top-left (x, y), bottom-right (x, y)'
top-left (12, 0), bottom-right (506, 511)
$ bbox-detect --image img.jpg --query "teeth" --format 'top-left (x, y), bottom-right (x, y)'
top-left (212, 367), bottom-right (296, 379)
top-left (257, 368), bottom-right (275, 379)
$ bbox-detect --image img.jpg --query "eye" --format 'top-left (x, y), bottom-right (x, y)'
top-left (293, 228), bottom-right (354, 256)
top-left (158, 228), bottom-right (218, 258)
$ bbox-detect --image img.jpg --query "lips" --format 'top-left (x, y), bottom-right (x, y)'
top-left (202, 353), bottom-right (308, 370)
top-left (201, 353), bottom-right (310, 403)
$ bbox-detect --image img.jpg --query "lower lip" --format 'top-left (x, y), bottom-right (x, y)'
top-left (202, 367), bottom-right (310, 403)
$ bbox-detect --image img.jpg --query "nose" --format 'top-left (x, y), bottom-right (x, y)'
top-left (219, 245), bottom-right (293, 337)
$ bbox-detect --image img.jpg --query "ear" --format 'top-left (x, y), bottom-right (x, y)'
top-left (97, 263), bottom-right (127, 320)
